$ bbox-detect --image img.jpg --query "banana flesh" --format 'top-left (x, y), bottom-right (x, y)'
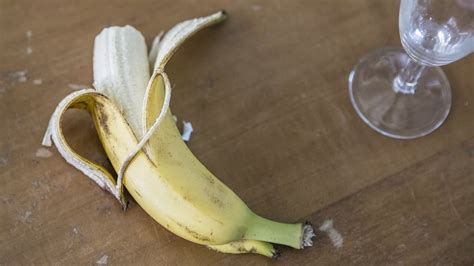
top-left (43, 11), bottom-right (315, 258)
top-left (93, 25), bottom-right (150, 140)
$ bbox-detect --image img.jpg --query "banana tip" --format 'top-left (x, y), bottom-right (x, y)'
top-left (220, 9), bottom-right (228, 18)
top-left (214, 10), bottom-right (228, 22)
top-left (120, 199), bottom-right (129, 211)
top-left (302, 221), bottom-right (316, 248)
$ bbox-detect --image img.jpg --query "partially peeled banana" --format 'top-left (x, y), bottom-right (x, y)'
top-left (43, 11), bottom-right (315, 258)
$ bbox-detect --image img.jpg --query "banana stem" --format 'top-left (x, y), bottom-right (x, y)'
top-left (244, 215), bottom-right (305, 249)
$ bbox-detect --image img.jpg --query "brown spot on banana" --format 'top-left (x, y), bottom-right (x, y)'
top-left (175, 222), bottom-right (212, 243)
top-left (95, 104), bottom-right (110, 135)
top-left (205, 174), bottom-right (215, 185)
top-left (134, 189), bottom-right (143, 198)
top-left (209, 194), bottom-right (224, 208)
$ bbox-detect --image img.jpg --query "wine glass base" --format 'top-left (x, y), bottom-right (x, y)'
top-left (349, 47), bottom-right (451, 139)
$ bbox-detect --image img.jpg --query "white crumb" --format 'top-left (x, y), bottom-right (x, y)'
top-left (172, 115), bottom-right (178, 123)
top-left (33, 79), bottom-right (42, 85)
top-left (73, 227), bottom-right (79, 235)
top-left (96, 255), bottom-right (108, 265)
top-left (12, 70), bottom-right (28, 76)
top-left (35, 147), bottom-right (53, 158)
top-left (181, 121), bottom-right (193, 142)
top-left (319, 219), bottom-right (343, 248)
top-left (68, 84), bottom-right (88, 90)
top-left (26, 30), bottom-right (33, 55)
top-left (19, 210), bottom-right (32, 223)
top-left (10, 70), bottom-right (28, 83)
top-left (0, 157), bottom-right (7, 166)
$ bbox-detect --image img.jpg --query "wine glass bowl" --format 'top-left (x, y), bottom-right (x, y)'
top-left (349, 0), bottom-right (474, 139)
top-left (399, 0), bottom-right (474, 66)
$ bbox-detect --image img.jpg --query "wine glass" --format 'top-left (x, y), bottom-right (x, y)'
top-left (348, 0), bottom-right (474, 139)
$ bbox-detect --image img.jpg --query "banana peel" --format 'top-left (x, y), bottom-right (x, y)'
top-left (43, 11), bottom-right (314, 258)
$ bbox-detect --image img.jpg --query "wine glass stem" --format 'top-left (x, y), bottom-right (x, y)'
top-left (393, 58), bottom-right (426, 94)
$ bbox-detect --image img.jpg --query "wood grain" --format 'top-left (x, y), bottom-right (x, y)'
top-left (1, 0), bottom-right (473, 265)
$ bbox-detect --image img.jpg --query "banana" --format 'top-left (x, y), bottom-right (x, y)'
top-left (43, 11), bottom-right (315, 258)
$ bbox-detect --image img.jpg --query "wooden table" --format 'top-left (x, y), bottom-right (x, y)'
top-left (1, 0), bottom-right (473, 265)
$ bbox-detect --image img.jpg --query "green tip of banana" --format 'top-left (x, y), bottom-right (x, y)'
top-left (42, 10), bottom-right (315, 258)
